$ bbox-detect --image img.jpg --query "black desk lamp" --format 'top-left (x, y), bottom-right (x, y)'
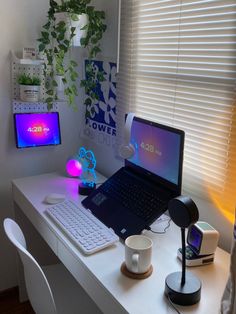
top-left (165, 195), bottom-right (201, 305)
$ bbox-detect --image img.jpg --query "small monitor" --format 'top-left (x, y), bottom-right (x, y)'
top-left (187, 222), bottom-right (219, 255)
top-left (14, 112), bottom-right (61, 148)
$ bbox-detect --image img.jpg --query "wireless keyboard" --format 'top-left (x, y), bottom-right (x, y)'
top-left (45, 199), bottom-right (119, 255)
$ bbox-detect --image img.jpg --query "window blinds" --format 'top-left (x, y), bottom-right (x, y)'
top-left (117, 0), bottom-right (236, 214)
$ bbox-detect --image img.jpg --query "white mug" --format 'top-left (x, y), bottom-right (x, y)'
top-left (125, 235), bottom-right (153, 274)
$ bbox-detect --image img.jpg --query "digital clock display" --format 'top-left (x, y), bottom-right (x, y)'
top-left (14, 112), bottom-right (61, 148)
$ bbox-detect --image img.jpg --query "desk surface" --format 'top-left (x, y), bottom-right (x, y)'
top-left (12, 172), bottom-right (230, 314)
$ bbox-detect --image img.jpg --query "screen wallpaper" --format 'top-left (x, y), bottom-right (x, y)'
top-left (128, 119), bottom-right (182, 185)
top-left (14, 112), bottom-right (61, 148)
top-left (188, 227), bottom-right (202, 251)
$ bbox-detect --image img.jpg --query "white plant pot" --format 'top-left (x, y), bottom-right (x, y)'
top-left (71, 13), bottom-right (89, 46)
top-left (54, 12), bottom-right (88, 47)
top-left (19, 85), bottom-right (40, 102)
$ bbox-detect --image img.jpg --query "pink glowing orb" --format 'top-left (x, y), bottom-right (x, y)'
top-left (66, 159), bottom-right (83, 177)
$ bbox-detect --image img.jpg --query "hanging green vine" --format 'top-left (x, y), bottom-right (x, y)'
top-left (37, 0), bottom-right (106, 110)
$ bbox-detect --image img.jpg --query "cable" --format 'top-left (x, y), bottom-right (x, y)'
top-left (147, 217), bottom-right (171, 234)
top-left (167, 294), bottom-right (182, 314)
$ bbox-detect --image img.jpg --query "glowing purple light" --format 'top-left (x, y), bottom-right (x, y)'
top-left (66, 159), bottom-right (83, 177)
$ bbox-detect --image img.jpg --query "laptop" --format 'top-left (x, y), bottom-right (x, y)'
top-left (82, 116), bottom-right (185, 240)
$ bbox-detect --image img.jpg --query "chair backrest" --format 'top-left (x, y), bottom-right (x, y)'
top-left (3, 218), bottom-right (57, 314)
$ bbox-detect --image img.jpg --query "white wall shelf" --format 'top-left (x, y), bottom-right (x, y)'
top-left (11, 50), bottom-right (62, 113)
top-left (11, 50), bottom-right (46, 104)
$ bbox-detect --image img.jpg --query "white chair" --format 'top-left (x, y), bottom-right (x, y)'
top-left (3, 218), bottom-right (101, 314)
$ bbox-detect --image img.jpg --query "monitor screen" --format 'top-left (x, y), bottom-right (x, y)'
top-left (14, 112), bottom-right (61, 148)
top-left (187, 225), bottom-right (202, 253)
top-left (127, 118), bottom-right (184, 186)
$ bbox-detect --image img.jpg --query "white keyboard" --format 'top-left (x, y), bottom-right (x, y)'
top-left (45, 199), bottom-right (119, 255)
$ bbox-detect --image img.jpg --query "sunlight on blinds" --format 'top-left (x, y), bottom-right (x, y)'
top-left (118, 0), bottom-right (236, 221)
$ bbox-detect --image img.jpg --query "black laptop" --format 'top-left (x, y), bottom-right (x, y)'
top-left (82, 116), bottom-right (185, 240)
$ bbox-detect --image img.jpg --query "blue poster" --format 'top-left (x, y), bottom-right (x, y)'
top-left (84, 60), bottom-right (117, 145)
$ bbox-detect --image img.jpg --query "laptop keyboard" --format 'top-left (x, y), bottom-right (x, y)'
top-left (99, 170), bottom-right (168, 222)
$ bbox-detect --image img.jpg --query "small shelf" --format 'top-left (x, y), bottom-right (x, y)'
top-left (11, 51), bottom-right (46, 103)
top-left (11, 50), bottom-right (62, 113)
top-left (11, 51), bottom-right (44, 65)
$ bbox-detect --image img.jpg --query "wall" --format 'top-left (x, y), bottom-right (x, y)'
top-left (0, 0), bottom-right (82, 291)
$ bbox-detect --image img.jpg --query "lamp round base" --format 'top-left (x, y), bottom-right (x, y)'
top-left (165, 271), bottom-right (201, 306)
top-left (78, 182), bottom-right (96, 195)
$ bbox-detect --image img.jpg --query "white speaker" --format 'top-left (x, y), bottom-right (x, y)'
top-left (119, 113), bottom-right (135, 159)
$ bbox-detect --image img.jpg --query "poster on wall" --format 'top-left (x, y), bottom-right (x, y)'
top-left (82, 60), bottom-right (117, 148)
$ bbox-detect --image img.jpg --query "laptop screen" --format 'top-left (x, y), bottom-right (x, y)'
top-left (126, 117), bottom-right (184, 192)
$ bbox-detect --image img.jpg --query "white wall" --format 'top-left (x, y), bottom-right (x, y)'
top-left (0, 0), bottom-right (83, 291)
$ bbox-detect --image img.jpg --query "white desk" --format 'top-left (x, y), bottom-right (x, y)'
top-left (12, 172), bottom-right (230, 314)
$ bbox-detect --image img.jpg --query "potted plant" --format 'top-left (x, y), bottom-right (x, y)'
top-left (38, 0), bottom-right (106, 110)
top-left (18, 74), bottom-right (41, 102)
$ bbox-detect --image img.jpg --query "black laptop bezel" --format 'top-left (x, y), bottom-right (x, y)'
top-left (125, 116), bottom-right (185, 196)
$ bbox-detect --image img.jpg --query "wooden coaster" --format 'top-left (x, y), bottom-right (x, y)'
top-left (120, 262), bottom-right (153, 279)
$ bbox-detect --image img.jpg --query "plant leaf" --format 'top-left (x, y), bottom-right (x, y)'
top-left (45, 96), bottom-right (54, 103)
top-left (43, 21), bottom-right (51, 30)
top-left (38, 44), bottom-right (45, 52)
top-left (70, 60), bottom-right (78, 67)
top-left (46, 89), bottom-right (54, 96)
top-left (52, 80), bottom-right (58, 87)
top-left (71, 14), bottom-right (79, 21)
top-left (84, 98), bottom-right (92, 106)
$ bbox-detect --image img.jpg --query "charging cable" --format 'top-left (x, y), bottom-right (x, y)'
top-left (167, 294), bottom-right (182, 314)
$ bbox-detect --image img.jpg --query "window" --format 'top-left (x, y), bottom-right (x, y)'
top-left (117, 0), bottom-right (236, 221)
